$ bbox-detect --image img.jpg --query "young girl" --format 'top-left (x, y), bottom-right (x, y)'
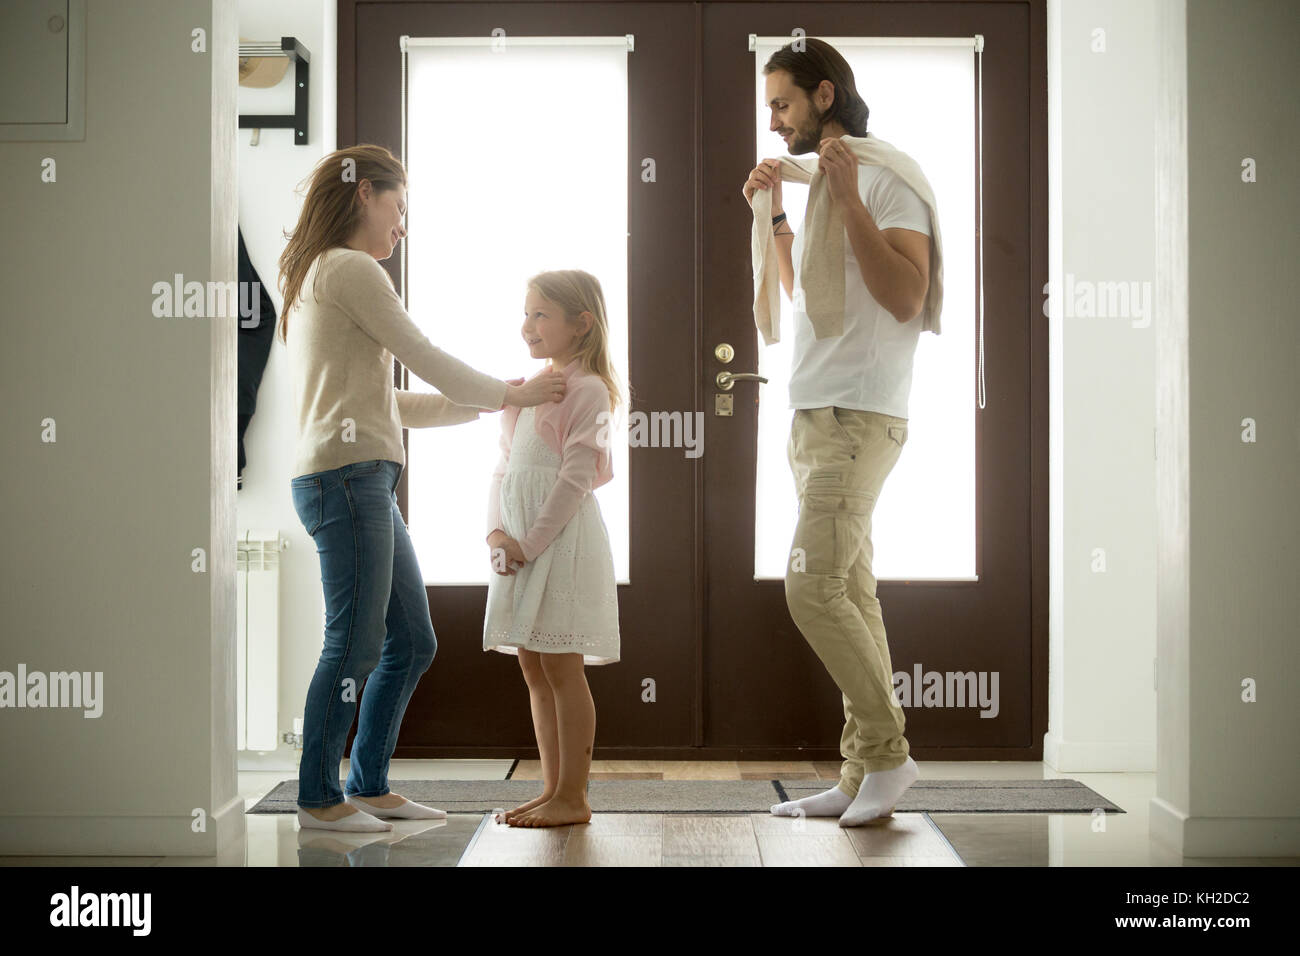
top-left (482, 270), bottom-right (624, 828)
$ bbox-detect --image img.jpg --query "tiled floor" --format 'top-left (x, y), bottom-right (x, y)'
top-left (2, 759), bottom-right (1295, 866)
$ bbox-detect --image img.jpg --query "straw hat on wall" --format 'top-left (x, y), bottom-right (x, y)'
top-left (238, 38), bottom-right (289, 88)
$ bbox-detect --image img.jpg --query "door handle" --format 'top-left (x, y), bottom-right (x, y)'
top-left (716, 371), bottom-right (768, 391)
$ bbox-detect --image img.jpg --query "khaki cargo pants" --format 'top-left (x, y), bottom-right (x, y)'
top-left (786, 406), bottom-right (910, 797)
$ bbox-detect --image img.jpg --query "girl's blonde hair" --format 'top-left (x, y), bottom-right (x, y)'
top-left (527, 270), bottom-right (627, 415)
top-left (276, 144), bottom-right (407, 344)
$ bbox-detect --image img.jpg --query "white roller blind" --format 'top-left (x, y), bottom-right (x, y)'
top-left (402, 37), bottom-right (630, 585)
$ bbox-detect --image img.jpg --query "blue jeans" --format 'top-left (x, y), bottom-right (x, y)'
top-left (288, 458), bottom-right (437, 808)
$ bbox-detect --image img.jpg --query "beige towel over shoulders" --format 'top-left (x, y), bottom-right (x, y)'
top-left (751, 132), bottom-right (944, 345)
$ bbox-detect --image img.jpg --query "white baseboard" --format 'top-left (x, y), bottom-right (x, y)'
top-left (1149, 796), bottom-right (1300, 857)
top-left (0, 793), bottom-right (247, 858)
top-left (1043, 731), bottom-right (1156, 771)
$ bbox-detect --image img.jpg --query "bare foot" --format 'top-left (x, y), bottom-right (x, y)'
top-left (300, 803), bottom-right (363, 821)
top-left (508, 795), bottom-right (591, 828)
top-left (349, 792), bottom-right (407, 810)
top-left (497, 792), bottom-right (554, 824)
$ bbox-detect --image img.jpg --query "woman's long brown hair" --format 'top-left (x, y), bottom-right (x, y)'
top-left (276, 144), bottom-right (407, 344)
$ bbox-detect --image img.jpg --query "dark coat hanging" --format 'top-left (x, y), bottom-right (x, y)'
top-left (237, 227), bottom-right (277, 486)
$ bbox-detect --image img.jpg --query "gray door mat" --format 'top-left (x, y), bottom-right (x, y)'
top-left (782, 779), bottom-right (1122, 813)
top-left (249, 778), bottom-right (1122, 814)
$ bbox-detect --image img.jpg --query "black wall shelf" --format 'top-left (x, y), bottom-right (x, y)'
top-left (238, 36), bottom-right (310, 145)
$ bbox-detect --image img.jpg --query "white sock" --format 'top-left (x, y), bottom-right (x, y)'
top-left (296, 807), bottom-right (392, 832)
top-left (346, 793), bottom-right (446, 820)
top-left (839, 756), bottom-right (919, 827)
top-left (770, 784), bottom-right (854, 817)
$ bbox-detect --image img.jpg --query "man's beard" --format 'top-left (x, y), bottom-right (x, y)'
top-left (788, 105), bottom-right (828, 154)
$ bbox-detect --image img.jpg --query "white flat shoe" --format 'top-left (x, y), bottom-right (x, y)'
top-left (296, 807), bottom-right (392, 832)
top-left (345, 793), bottom-right (447, 820)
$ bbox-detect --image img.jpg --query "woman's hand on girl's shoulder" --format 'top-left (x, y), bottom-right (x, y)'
top-left (505, 367), bottom-right (566, 408)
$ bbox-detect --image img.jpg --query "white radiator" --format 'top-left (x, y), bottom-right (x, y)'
top-left (236, 530), bottom-right (286, 751)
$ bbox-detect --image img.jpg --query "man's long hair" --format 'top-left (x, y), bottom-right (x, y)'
top-left (763, 38), bottom-right (870, 136)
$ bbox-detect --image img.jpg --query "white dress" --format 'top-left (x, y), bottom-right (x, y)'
top-left (483, 405), bottom-right (620, 665)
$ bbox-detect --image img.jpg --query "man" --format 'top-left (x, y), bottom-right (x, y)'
top-left (743, 38), bottom-right (937, 827)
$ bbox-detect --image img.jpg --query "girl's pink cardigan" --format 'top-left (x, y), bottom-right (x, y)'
top-left (485, 358), bottom-right (615, 562)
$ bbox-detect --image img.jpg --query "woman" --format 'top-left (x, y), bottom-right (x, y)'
top-left (277, 144), bottom-right (565, 831)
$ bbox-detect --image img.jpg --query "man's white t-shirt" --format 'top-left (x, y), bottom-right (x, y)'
top-left (789, 163), bottom-right (932, 420)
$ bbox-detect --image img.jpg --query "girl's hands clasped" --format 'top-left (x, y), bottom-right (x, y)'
top-left (487, 529), bottom-right (526, 575)
top-left (504, 365), bottom-right (566, 408)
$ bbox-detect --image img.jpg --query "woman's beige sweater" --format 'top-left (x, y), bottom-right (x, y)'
top-left (286, 246), bottom-right (508, 478)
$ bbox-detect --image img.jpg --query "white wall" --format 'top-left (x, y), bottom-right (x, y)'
top-left (1152, 0), bottom-right (1192, 842)
top-left (1048, 0), bottom-right (1298, 857)
top-left (1045, 0), bottom-right (1159, 773)
top-left (1151, 0), bottom-right (1300, 856)
top-left (234, 0), bottom-right (337, 773)
top-left (0, 0), bottom-right (240, 856)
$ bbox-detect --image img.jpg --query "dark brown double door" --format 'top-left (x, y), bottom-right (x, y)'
top-left (343, 0), bottom-right (1046, 761)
